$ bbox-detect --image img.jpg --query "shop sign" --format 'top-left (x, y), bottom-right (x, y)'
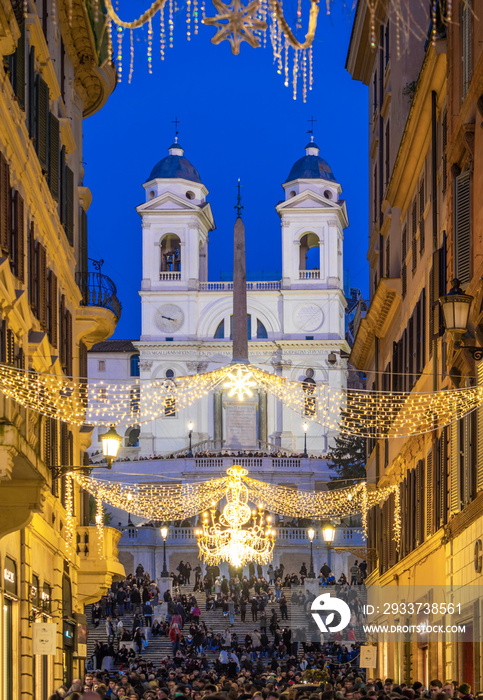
top-left (33, 622), bottom-right (57, 655)
top-left (4, 557), bottom-right (17, 596)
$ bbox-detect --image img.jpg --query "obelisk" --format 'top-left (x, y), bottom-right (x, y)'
top-left (232, 180), bottom-right (249, 363)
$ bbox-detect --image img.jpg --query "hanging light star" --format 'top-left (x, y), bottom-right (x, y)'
top-left (203, 0), bottom-right (267, 55)
top-left (224, 366), bottom-right (257, 400)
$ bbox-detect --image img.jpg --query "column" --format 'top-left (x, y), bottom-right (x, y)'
top-left (258, 391), bottom-right (267, 445)
top-left (213, 391), bottom-right (223, 449)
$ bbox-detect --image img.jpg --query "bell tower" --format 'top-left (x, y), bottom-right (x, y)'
top-left (276, 138), bottom-right (348, 290)
top-left (137, 140), bottom-right (215, 340)
top-left (137, 140), bottom-right (215, 293)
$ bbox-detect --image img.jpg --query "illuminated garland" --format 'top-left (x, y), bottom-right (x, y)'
top-left (71, 467), bottom-right (401, 548)
top-left (1, 361), bottom-right (483, 439)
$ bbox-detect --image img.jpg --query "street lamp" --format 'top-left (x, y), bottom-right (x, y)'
top-left (322, 521), bottom-right (336, 572)
top-left (439, 279), bottom-right (483, 359)
top-left (307, 527), bottom-right (315, 578)
top-left (160, 526), bottom-right (169, 577)
top-left (100, 425), bottom-right (122, 468)
top-left (302, 421), bottom-right (308, 458)
top-left (187, 420), bottom-right (194, 457)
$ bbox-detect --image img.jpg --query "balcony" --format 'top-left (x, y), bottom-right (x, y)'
top-left (159, 271), bottom-right (181, 281)
top-left (76, 271), bottom-right (122, 347)
top-left (299, 270), bottom-right (320, 280)
top-left (199, 281), bottom-right (282, 291)
top-left (76, 525), bottom-right (125, 606)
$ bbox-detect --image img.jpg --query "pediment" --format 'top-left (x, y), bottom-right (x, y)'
top-left (277, 190), bottom-right (340, 211)
top-left (10, 290), bottom-right (33, 336)
top-left (137, 192), bottom-right (200, 213)
top-left (28, 331), bottom-right (53, 373)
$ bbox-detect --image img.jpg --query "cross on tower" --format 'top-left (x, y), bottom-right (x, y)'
top-left (172, 116), bottom-right (181, 142)
top-left (307, 116), bottom-right (317, 139)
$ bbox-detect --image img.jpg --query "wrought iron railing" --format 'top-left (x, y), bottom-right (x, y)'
top-left (76, 272), bottom-right (122, 321)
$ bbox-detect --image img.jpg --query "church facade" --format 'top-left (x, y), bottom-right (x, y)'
top-left (88, 138), bottom-right (350, 458)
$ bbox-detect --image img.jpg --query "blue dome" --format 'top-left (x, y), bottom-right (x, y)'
top-left (285, 154), bottom-right (336, 183)
top-left (147, 143), bottom-right (202, 184)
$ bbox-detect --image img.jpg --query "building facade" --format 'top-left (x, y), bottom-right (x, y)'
top-left (347, 0), bottom-right (483, 687)
top-left (0, 0), bottom-right (124, 695)
top-left (88, 137), bottom-right (350, 457)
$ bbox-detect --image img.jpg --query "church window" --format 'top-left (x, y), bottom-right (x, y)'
top-left (299, 233), bottom-right (320, 271)
top-left (160, 234), bottom-right (181, 273)
top-left (130, 354), bottom-right (140, 376)
top-left (214, 319), bottom-right (225, 339)
top-left (98, 360), bottom-right (105, 372)
top-left (149, 191), bottom-right (155, 200)
top-left (324, 190), bottom-right (332, 200)
top-left (256, 319), bottom-right (268, 339)
top-left (302, 376), bottom-right (316, 416)
top-left (165, 369), bottom-right (175, 378)
top-left (163, 378), bottom-right (176, 417)
top-left (186, 190), bottom-right (195, 200)
top-left (130, 386), bottom-right (140, 417)
top-left (125, 425), bottom-right (140, 447)
top-left (230, 314), bottom-right (251, 340)
top-left (289, 190), bottom-right (296, 198)
top-left (98, 387), bottom-right (108, 403)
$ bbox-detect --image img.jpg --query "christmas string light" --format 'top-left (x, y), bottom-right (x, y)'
top-left (308, 45), bottom-right (313, 90)
top-left (96, 496), bottom-right (104, 557)
top-left (193, 0), bottom-right (199, 34)
top-left (2, 362), bottom-right (483, 439)
top-left (117, 26), bottom-right (123, 82)
top-left (129, 29), bottom-right (135, 82)
top-left (70, 467), bottom-right (401, 549)
top-left (160, 6), bottom-right (166, 59)
top-left (169, 0), bottom-right (174, 47)
top-left (147, 17), bottom-right (153, 73)
top-left (186, 0), bottom-right (191, 40)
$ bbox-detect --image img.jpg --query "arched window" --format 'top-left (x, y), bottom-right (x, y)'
top-left (125, 425), bottom-right (140, 447)
top-left (160, 234), bottom-right (181, 272)
top-left (302, 376), bottom-right (316, 416)
top-left (62, 575), bottom-right (72, 618)
top-left (165, 369), bottom-right (175, 378)
top-left (214, 319), bottom-right (225, 339)
top-left (163, 378), bottom-right (176, 417)
top-left (130, 354), bottom-right (140, 377)
top-left (257, 319), bottom-right (268, 339)
top-left (130, 386), bottom-right (140, 417)
top-left (299, 233), bottom-right (320, 271)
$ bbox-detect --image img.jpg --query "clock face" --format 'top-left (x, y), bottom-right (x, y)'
top-left (154, 304), bottom-right (184, 333)
top-left (294, 304), bottom-right (324, 332)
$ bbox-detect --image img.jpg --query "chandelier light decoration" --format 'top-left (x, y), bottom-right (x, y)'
top-left (196, 466), bottom-right (275, 566)
top-left (71, 466), bottom-right (401, 549)
top-left (1, 361), bottom-right (483, 439)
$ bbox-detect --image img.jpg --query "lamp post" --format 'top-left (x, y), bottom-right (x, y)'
top-left (307, 527), bottom-right (315, 578)
top-left (187, 420), bottom-right (194, 457)
top-left (100, 425), bottom-right (122, 468)
top-left (322, 521), bottom-right (336, 571)
top-left (302, 421), bottom-right (308, 458)
top-left (160, 526), bottom-right (169, 577)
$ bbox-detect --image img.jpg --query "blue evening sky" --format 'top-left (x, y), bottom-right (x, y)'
top-left (83, 2), bottom-right (368, 339)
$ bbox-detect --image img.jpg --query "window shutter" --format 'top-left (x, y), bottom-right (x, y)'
top-left (442, 111), bottom-right (447, 194)
top-left (65, 166), bottom-right (74, 245)
top-left (0, 154), bottom-right (11, 254)
top-left (48, 271), bottom-right (57, 347)
top-left (28, 48), bottom-right (36, 139)
top-left (426, 449), bottom-right (433, 536)
top-left (415, 461), bottom-right (422, 546)
top-left (37, 243), bottom-right (47, 328)
top-left (13, 191), bottom-right (24, 281)
top-left (59, 294), bottom-right (65, 368)
top-left (65, 309), bottom-right (72, 376)
top-left (463, 413), bottom-right (470, 506)
top-left (429, 267), bottom-right (434, 358)
top-left (419, 178), bottom-right (425, 254)
top-left (477, 361), bottom-right (483, 494)
top-left (36, 75), bottom-right (49, 172)
top-left (80, 209), bottom-right (88, 276)
top-left (15, 24), bottom-right (25, 110)
top-left (450, 419), bottom-right (460, 513)
top-left (462, 1), bottom-right (472, 98)
top-left (454, 171), bottom-right (471, 285)
top-left (411, 200), bottom-right (417, 273)
top-left (43, 416), bottom-right (51, 466)
top-left (385, 237), bottom-right (390, 277)
top-left (48, 113), bottom-right (60, 201)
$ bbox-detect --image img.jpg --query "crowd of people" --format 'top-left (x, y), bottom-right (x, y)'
top-left (86, 559), bottom-right (369, 674)
top-left (88, 449), bottom-right (329, 464)
top-left (49, 561), bottom-right (479, 700)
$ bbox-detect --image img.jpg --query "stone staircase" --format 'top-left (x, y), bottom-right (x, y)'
top-left (85, 585), bottom-right (303, 669)
top-left (85, 583), bottom-right (367, 670)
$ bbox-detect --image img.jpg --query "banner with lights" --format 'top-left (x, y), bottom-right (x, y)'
top-left (0, 362), bottom-right (481, 439)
